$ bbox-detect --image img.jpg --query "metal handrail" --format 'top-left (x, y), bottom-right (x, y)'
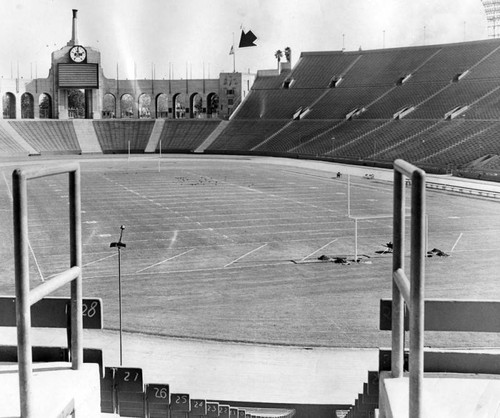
top-left (392, 159), bottom-right (426, 418)
top-left (12, 162), bottom-right (82, 418)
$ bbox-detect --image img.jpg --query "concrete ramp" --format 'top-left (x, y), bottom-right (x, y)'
top-left (379, 371), bottom-right (500, 418)
top-left (72, 119), bottom-right (102, 153)
top-left (145, 119), bottom-right (165, 153)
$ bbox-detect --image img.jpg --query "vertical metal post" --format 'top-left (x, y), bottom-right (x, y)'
top-left (347, 174), bottom-right (351, 217)
top-left (392, 169), bottom-right (405, 378)
top-left (13, 170), bottom-right (33, 418)
top-left (354, 218), bottom-right (358, 261)
top-left (409, 169), bottom-right (425, 418)
top-left (110, 226), bottom-right (126, 366)
top-left (69, 168), bottom-right (83, 370)
top-left (118, 246), bottom-right (123, 366)
top-left (158, 139), bottom-right (162, 173)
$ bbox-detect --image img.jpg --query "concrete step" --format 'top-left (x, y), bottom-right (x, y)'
top-left (73, 120), bottom-right (102, 153)
top-left (194, 120), bottom-right (228, 152)
top-left (145, 119), bottom-right (166, 153)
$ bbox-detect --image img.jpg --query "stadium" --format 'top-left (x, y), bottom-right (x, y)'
top-left (0, 2), bottom-right (499, 418)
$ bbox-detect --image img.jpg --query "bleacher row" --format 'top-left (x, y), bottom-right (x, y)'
top-left (215, 39), bottom-right (500, 171)
top-left (0, 119), bottom-right (223, 156)
top-left (101, 367), bottom-right (295, 418)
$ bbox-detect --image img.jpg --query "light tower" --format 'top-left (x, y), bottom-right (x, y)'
top-left (481, 0), bottom-right (500, 38)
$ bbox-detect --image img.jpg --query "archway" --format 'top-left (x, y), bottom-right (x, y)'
top-left (190, 92), bottom-right (203, 118)
top-left (102, 93), bottom-right (116, 118)
top-left (21, 93), bottom-right (34, 119)
top-left (172, 93), bottom-right (186, 119)
top-left (138, 94), bottom-right (152, 119)
top-left (156, 93), bottom-right (168, 118)
top-left (207, 93), bottom-right (219, 119)
top-left (2, 93), bottom-right (16, 119)
top-left (68, 89), bottom-right (85, 118)
top-left (121, 94), bottom-right (134, 118)
top-left (39, 93), bottom-right (52, 119)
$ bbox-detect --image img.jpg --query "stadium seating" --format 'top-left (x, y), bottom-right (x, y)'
top-left (102, 366), bottom-right (296, 418)
top-left (287, 52), bottom-right (361, 89)
top-left (157, 119), bottom-right (222, 152)
top-left (207, 120), bottom-right (289, 152)
top-left (9, 120), bottom-right (81, 154)
top-left (93, 120), bottom-right (155, 153)
top-left (233, 89), bottom-right (324, 119)
top-left (339, 46), bottom-right (441, 87)
top-left (0, 122), bottom-right (30, 156)
top-left (2, 39), bottom-right (500, 173)
top-left (218, 38), bottom-right (500, 173)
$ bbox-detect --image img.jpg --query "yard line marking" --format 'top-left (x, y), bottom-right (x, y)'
top-left (224, 243), bottom-right (268, 268)
top-left (83, 253), bottom-right (117, 267)
top-left (450, 232), bottom-right (463, 253)
top-left (300, 238), bottom-right (338, 262)
top-left (136, 248), bottom-right (195, 273)
top-left (3, 171), bottom-right (44, 282)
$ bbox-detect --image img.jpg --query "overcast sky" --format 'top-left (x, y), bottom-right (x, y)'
top-left (0, 0), bottom-right (489, 80)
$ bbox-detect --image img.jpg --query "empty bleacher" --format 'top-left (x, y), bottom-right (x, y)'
top-left (0, 122), bottom-right (30, 156)
top-left (234, 89), bottom-right (323, 119)
top-left (306, 86), bottom-right (391, 120)
top-left (252, 120), bottom-right (336, 153)
top-left (292, 119), bottom-right (388, 157)
top-left (405, 39), bottom-right (500, 84)
top-left (9, 120), bottom-right (81, 154)
top-left (207, 120), bottom-right (289, 152)
top-left (339, 46), bottom-right (441, 88)
top-left (93, 119), bottom-right (156, 153)
top-left (157, 119), bottom-right (222, 152)
top-left (252, 70), bottom-right (292, 90)
top-left (287, 52), bottom-right (361, 89)
top-left (213, 38), bottom-right (500, 173)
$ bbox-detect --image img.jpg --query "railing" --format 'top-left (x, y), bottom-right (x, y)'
top-left (391, 159), bottom-right (426, 418)
top-left (12, 162), bottom-right (82, 418)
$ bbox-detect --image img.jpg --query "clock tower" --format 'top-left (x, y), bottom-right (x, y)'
top-left (50, 9), bottom-right (102, 119)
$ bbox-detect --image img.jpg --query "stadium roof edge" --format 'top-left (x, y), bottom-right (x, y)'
top-left (299, 37), bottom-right (500, 57)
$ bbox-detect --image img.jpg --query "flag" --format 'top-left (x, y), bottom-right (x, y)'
top-left (229, 45), bottom-right (234, 55)
top-left (239, 30), bottom-right (257, 48)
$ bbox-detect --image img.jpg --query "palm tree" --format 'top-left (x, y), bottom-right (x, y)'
top-left (274, 50), bottom-right (283, 69)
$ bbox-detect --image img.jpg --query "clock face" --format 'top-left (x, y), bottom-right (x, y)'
top-left (69, 45), bottom-right (87, 63)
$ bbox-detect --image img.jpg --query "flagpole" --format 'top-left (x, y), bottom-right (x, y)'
top-left (232, 32), bottom-right (236, 72)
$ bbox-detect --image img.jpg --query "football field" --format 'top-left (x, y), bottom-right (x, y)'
top-left (0, 155), bottom-right (499, 349)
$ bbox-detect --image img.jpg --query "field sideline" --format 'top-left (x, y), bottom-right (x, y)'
top-left (0, 155), bottom-right (499, 349)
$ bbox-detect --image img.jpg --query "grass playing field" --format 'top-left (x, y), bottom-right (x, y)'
top-left (0, 155), bottom-right (499, 348)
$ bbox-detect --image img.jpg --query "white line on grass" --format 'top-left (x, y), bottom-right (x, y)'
top-left (3, 171), bottom-right (45, 282)
top-left (450, 232), bottom-right (463, 253)
top-left (224, 243), bottom-right (268, 268)
top-left (300, 238), bottom-right (338, 262)
top-left (83, 253), bottom-right (117, 267)
top-left (136, 248), bottom-right (195, 273)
